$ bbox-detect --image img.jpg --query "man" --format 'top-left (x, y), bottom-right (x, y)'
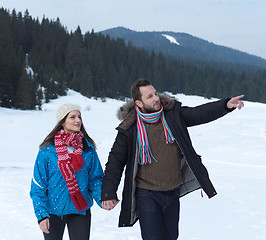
top-left (101, 78), bottom-right (244, 240)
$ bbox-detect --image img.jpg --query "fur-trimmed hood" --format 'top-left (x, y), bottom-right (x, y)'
top-left (117, 93), bottom-right (176, 130)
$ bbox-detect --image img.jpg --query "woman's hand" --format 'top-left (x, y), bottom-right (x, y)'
top-left (39, 218), bottom-right (50, 234)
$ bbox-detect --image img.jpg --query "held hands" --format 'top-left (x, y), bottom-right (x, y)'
top-left (39, 201), bottom-right (118, 234)
top-left (102, 200), bottom-right (119, 211)
top-left (227, 95), bottom-right (244, 110)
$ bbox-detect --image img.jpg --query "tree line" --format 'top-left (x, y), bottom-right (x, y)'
top-left (0, 8), bottom-right (266, 110)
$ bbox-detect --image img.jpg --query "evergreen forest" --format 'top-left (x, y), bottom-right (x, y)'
top-left (1, 8), bottom-right (266, 110)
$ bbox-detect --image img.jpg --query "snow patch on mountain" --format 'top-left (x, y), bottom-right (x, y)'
top-left (162, 34), bottom-right (180, 45)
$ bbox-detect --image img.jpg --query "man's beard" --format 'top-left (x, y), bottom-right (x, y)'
top-left (142, 102), bottom-right (161, 113)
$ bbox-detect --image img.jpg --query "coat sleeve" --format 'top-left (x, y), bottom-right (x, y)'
top-left (101, 130), bottom-right (129, 201)
top-left (30, 149), bottom-right (50, 222)
top-left (180, 98), bottom-right (234, 127)
top-left (87, 147), bottom-right (104, 207)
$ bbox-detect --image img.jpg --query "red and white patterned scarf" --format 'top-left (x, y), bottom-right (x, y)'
top-left (54, 129), bottom-right (88, 211)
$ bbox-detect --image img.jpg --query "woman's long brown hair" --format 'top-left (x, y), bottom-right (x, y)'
top-left (39, 114), bottom-right (96, 149)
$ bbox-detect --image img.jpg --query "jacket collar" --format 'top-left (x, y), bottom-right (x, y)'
top-left (117, 93), bottom-right (176, 130)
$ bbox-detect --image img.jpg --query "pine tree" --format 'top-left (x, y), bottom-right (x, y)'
top-left (65, 26), bottom-right (86, 90)
top-left (15, 69), bottom-right (33, 109)
top-left (79, 65), bottom-right (94, 97)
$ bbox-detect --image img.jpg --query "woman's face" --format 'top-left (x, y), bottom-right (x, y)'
top-left (62, 110), bottom-right (82, 133)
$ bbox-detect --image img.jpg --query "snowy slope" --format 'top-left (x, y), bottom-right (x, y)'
top-left (0, 90), bottom-right (265, 240)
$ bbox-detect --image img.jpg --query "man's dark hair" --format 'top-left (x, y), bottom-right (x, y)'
top-left (131, 78), bottom-right (151, 102)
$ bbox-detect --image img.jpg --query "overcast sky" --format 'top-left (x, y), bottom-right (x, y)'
top-left (2, 0), bottom-right (266, 59)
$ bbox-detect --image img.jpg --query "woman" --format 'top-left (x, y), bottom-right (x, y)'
top-left (30, 103), bottom-right (103, 240)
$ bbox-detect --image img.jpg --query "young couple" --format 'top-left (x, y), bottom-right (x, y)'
top-left (30, 78), bottom-right (244, 240)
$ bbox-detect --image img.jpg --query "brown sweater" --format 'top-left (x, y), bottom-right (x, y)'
top-left (136, 120), bottom-right (182, 191)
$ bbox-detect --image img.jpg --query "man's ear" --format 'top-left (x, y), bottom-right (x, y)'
top-left (135, 100), bottom-right (143, 108)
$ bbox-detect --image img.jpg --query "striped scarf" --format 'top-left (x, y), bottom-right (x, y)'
top-left (54, 129), bottom-right (88, 212)
top-left (136, 105), bottom-right (175, 165)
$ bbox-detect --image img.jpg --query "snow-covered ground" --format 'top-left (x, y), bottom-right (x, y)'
top-left (0, 90), bottom-right (265, 240)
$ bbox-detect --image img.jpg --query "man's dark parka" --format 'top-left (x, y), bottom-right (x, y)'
top-left (101, 94), bottom-right (234, 227)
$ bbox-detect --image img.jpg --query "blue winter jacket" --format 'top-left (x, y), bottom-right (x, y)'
top-left (30, 140), bottom-right (103, 222)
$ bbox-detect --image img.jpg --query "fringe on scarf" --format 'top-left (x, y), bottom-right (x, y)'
top-left (136, 106), bottom-right (175, 165)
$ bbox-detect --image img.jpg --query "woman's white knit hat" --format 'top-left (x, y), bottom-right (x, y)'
top-left (56, 104), bottom-right (80, 123)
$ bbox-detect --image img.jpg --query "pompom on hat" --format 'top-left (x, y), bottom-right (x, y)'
top-left (56, 104), bottom-right (81, 123)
